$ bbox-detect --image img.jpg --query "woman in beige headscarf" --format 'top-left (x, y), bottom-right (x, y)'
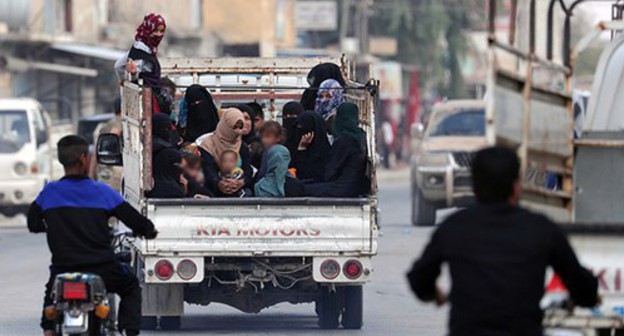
top-left (197, 108), bottom-right (253, 196)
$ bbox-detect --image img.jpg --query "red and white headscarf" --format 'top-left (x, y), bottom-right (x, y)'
top-left (134, 13), bottom-right (167, 55)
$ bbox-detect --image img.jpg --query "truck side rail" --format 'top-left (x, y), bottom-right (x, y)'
top-left (148, 197), bottom-right (370, 207)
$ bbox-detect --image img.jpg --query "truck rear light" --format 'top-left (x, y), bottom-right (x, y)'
top-left (177, 259), bottom-right (197, 280)
top-left (320, 259), bottom-right (340, 280)
top-left (154, 260), bottom-right (174, 280)
top-left (63, 282), bottom-right (88, 300)
top-left (343, 259), bottom-right (363, 279)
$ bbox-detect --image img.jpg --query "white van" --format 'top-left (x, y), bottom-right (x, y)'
top-left (0, 99), bottom-right (66, 216)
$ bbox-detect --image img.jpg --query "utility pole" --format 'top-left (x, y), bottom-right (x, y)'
top-left (357, 0), bottom-right (371, 56)
top-left (340, 0), bottom-right (352, 53)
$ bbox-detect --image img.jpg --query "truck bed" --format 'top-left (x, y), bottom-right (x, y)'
top-left (144, 197), bottom-right (377, 257)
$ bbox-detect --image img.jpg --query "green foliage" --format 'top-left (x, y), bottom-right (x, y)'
top-left (370, 0), bottom-right (494, 98)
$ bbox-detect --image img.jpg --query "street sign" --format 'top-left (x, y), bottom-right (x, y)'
top-left (295, 0), bottom-right (338, 31)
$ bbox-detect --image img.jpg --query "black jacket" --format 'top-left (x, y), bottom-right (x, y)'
top-left (407, 204), bottom-right (598, 336)
top-left (28, 175), bottom-right (156, 267)
top-left (304, 135), bottom-right (367, 197)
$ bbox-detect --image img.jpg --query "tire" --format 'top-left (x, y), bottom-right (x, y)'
top-left (341, 286), bottom-right (363, 330)
top-left (317, 287), bottom-right (341, 329)
top-left (160, 316), bottom-right (182, 330)
top-left (140, 316), bottom-right (158, 330)
top-left (412, 187), bottom-right (437, 227)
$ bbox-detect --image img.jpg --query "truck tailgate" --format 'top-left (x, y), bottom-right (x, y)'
top-left (145, 198), bottom-right (376, 257)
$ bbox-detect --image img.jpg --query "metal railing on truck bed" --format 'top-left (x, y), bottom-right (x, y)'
top-left (121, 56), bottom-right (379, 215)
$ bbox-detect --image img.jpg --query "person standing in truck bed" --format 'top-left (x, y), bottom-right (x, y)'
top-left (407, 147), bottom-right (599, 336)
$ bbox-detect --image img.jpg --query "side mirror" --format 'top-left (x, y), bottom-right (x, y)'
top-left (411, 123), bottom-right (425, 139)
top-left (36, 129), bottom-right (48, 147)
top-left (97, 133), bottom-right (122, 166)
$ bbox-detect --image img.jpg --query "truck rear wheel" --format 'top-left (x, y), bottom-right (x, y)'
top-left (341, 286), bottom-right (363, 329)
top-left (412, 188), bottom-right (437, 226)
top-left (317, 287), bottom-right (340, 329)
top-left (159, 316), bottom-right (182, 330)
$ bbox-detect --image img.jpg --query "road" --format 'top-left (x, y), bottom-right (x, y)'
top-left (0, 181), bottom-right (449, 336)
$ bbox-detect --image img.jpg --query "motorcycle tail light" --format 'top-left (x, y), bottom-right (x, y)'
top-left (63, 282), bottom-right (88, 300)
top-left (343, 259), bottom-right (363, 279)
top-left (320, 259), bottom-right (340, 280)
top-left (177, 259), bottom-right (197, 280)
top-left (154, 260), bottom-right (174, 280)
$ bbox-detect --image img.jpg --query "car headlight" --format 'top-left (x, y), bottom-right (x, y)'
top-left (14, 162), bottom-right (28, 176)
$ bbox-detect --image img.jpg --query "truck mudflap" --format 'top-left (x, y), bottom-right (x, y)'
top-left (144, 198), bottom-right (377, 257)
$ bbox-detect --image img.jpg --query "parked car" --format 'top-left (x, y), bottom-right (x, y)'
top-left (410, 100), bottom-right (486, 226)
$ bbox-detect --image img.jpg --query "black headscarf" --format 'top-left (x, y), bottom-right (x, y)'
top-left (282, 101), bottom-right (304, 154)
top-left (185, 84), bottom-right (219, 142)
top-left (152, 113), bottom-right (175, 156)
top-left (149, 149), bottom-right (185, 198)
top-left (300, 63), bottom-right (346, 110)
top-left (236, 104), bottom-right (260, 145)
top-left (246, 102), bottom-right (264, 123)
top-left (293, 111), bottom-right (332, 181)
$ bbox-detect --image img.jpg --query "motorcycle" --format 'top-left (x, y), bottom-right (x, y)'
top-left (44, 231), bottom-right (137, 336)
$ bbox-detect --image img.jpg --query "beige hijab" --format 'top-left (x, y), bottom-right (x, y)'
top-left (199, 108), bottom-right (244, 166)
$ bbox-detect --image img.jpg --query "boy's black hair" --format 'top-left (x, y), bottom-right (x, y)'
top-left (57, 135), bottom-right (89, 168)
top-left (246, 102), bottom-right (265, 120)
top-left (471, 146), bottom-right (520, 204)
top-left (159, 77), bottom-right (177, 91)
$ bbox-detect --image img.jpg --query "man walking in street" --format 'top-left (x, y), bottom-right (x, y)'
top-left (28, 135), bottom-right (158, 336)
top-left (407, 147), bottom-right (599, 336)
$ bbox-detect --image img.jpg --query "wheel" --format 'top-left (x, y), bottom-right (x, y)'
top-left (317, 286), bottom-right (341, 329)
top-left (341, 286), bottom-right (363, 329)
top-left (160, 316), bottom-right (182, 330)
top-left (140, 316), bottom-right (158, 330)
top-left (412, 187), bottom-right (436, 226)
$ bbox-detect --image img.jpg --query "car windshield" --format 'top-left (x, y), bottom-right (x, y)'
top-left (0, 110), bottom-right (31, 153)
top-left (429, 109), bottom-right (485, 137)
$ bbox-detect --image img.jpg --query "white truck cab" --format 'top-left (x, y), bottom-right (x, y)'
top-left (0, 99), bottom-right (63, 216)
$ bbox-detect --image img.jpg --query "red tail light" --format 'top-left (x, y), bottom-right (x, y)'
top-left (343, 260), bottom-right (363, 279)
top-left (63, 282), bottom-right (88, 300)
top-left (320, 259), bottom-right (340, 280)
top-left (546, 274), bottom-right (567, 293)
top-left (155, 260), bottom-right (174, 280)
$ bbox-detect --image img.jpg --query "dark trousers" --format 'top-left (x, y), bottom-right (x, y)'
top-left (41, 261), bottom-right (141, 334)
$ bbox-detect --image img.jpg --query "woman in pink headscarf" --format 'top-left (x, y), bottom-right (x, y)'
top-left (114, 13), bottom-right (167, 93)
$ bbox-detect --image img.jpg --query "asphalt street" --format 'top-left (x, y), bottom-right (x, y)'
top-left (0, 180), bottom-right (450, 336)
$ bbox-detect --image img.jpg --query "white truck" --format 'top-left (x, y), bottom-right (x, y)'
top-left (485, 1), bottom-right (624, 335)
top-left (97, 57), bottom-right (379, 330)
top-left (0, 98), bottom-right (68, 216)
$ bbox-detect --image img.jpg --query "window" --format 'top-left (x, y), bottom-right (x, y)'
top-left (0, 110), bottom-right (31, 153)
top-left (429, 109), bottom-right (485, 137)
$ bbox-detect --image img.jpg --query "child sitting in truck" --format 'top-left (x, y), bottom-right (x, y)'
top-left (255, 145), bottom-right (304, 198)
top-left (181, 151), bottom-right (213, 198)
top-left (218, 150), bottom-right (249, 198)
top-left (256, 121), bottom-right (285, 180)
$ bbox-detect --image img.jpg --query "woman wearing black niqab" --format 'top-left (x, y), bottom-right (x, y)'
top-left (300, 63), bottom-right (346, 111)
top-left (148, 148), bottom-right (185, 198)
top-left (282, 101), bottom-right (304, 155)
top-left (184, 84), bottom-right (219, 142)
top-left (291, 111), bottom-right (332, 183)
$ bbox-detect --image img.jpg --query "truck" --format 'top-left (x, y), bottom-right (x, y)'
top-left (485, 1), bottom-right (624, 335)
top-left (0, 98), bottom-right (69, 217)
top-left (410, 100), bottom-right (486, 226)
top-left (96, 57), bottom-right (379, 330)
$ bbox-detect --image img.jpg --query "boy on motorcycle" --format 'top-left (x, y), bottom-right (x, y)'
top-left (28, 135), bottom-right (158, 336)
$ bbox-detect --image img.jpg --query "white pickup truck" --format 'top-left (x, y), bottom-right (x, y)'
top-left (97, 57), bottom-right (379, 331)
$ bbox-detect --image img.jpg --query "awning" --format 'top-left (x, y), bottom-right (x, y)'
top-left (3, 56), bottom-right (98, 77)
top-left (51, 43), bottom-right (125, 61)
